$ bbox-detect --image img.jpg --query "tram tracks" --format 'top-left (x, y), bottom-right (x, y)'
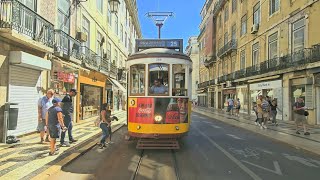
top-left (131, 149), bottom-right (181, 180)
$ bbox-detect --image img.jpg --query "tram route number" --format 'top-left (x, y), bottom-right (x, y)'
top-left (156, 58), bottom-right (162, 62)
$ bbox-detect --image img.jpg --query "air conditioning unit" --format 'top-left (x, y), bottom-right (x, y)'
top-left (251, 24), bottom-right (259, 34)
top-left (76, 32), bottom-right (88, 42)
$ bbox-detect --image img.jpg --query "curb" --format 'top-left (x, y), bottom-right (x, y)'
top-left (31, 122), bottom-right (126, 180)
top-left (193, 109), bottom-right (320, 156)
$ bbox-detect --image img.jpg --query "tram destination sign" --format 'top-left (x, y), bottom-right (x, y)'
top-left (135, 39), bottom-right (183, 52)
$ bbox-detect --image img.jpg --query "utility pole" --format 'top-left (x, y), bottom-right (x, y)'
top-left (146, 12), bottom-right (173, 39)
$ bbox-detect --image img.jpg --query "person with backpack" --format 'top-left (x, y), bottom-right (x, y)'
top-left (99, 103), bottom-right (111, 149)
top-left (293, 97), bottom-right (310, 135)
top-left (235, 98), bottom-right (241, 117)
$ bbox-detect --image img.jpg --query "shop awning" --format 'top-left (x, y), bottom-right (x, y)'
top-left (108, 77), bottom-right (126, 93)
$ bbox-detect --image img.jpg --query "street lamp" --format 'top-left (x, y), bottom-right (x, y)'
top-left (109, 0), bottom-right (120, 14)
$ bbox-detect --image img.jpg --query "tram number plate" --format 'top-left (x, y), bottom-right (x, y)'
top-left (156, 58), bottom-right (162, 62)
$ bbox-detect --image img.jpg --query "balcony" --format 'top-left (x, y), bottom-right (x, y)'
top-left (99, 57), bottom-right (109, 74)
top-left (80, 46), bottom-right (99, 71)
top-left (198, 81), bottom-right (210, 89)
top-left (212, 0), bottom-right (226, 16)
top-left (109, 63), bottom-right (117, 77)
top-left (0, 0), bottom-right (54, 49)
top-left (54, 30), bottom-right (81, 64)
top-left (209, 79), bottom-right (215, 85)
top-left (217, 39), bottom-right (237, 58)
top-left (204, 55), bottom-right (217, 67)
top-left (217, 44), bottom-right (320, 83)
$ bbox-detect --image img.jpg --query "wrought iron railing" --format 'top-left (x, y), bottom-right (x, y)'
top-left (209, 79), bottom-right (215, 85)
top-left (100, 57), bottom-right (109, 72)
top-left (217, 45), bottom-right (320, 83)
top-left (0, 0), bottom-right (54, 47)
top-left (198, 81), bottom-right (210, 88)
top-left (110, 63), bottom-right (117, 76)
top-left (212, 0), bottom-right (226, 16)
top-left (54, 30), bottom-right (81, 60)
top-left (80, 46), bottom-right (98, 69)
top-left (217, 39), bottom-right (237, 57)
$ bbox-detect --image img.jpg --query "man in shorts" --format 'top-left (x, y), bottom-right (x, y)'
top-left (256, 95), bottom-right (267, 129)
top-left (38, 89), bottom-right (54, 143)
top-left (46, 98), bottom-right (66, 156)
top-left (293, 97), bottom-right (310, 135)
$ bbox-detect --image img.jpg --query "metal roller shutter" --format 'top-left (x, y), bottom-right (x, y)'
top-left (8, 65), bottom-right (41, 136)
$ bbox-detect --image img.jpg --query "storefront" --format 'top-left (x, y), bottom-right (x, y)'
top-left (236, 85), bottom-right (249, 114)
top-left (77, 70), bottom-right (107, 121)
top-left (249, 79), bottom-right (283, 119)
top-left (208, 87), bottom-right (215, 108)
top-left (290, 77), bottom-right (314, 124)
top-left (51, 60), bottom-right (78, 99)
top-left (107, 77), bottom-right (127, 112)
top-left (222, 88), bottom-right (236, 109)
top-left (8, 51), bottom-right (51, 136)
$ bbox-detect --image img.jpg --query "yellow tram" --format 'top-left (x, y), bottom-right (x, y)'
top-left (126, 39), bottom-right (192, 147)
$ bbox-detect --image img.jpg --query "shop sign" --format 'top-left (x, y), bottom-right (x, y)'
top-left (250, 80), bottom-right (281, 90)
top-left (223, 89), bottom-right (236, 94)
top-left (128, 98), bottom-right (154, 124)
top-left (57, 72), bottom-right (75, 83)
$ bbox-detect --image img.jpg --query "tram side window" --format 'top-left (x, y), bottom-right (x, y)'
top-left (148, 63), bottom-right (169, 95)
top-left (130, 64), bottom-right (145, 95)
top-left (172, 64), bottom-right (187, 96)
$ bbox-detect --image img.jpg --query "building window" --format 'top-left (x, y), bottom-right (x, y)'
top-left (120, 24), bottom-right (124, 42)
top-left (218, 14), bottom-right (222, 27)
top-left (96, 31), bottom-right (103, 56)
top-left (58, 0), bottom-right (70, 33)
top-left (253, 2), bottom-right (260, 25)
top-left (107, 42), bottom-right (111, 60)
top-left (114, 49), bottom-right (118, 65)
top-left (97, 0), bottom-right (103, 13)
top-left (107, 5), bottom-right (112, 26)
top-left (269, 0), bottom-right (280, 15)
top-left (224, 6), bottom-right (229, 22)
top-left (224, 32), bottom-right (228, 45)
top-left (241, 14), bottom-right (247, 36)
top-left (240, 50), bottom-right (246, 69)
top-left (125, 32), bottom-right (127, 48)
top-left (232, 0), bottom-right (237, 13)
top-left (268, 32), bottom-right (278, 59)
top-left (82, 16), bottom-right (90, 48)
top-left (252, 42), bottom-right (259, 67)
top-left (224, 60), bottom-right (228, 74)
top-left (115, 15), bottom-right (118, 35)
top-left (292, 18), bottom-right (305, 52)
top-left (231, 24), bottom-right (236, 40)
top-left (231, 55), bottom-right (236, 72)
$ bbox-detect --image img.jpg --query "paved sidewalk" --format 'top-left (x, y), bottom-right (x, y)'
top-left (193, 106), bottom-right (320, 156)
top-left (0, 110), bottom-right (127, 180)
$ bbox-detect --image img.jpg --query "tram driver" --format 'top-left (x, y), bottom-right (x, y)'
top-left (149, 79), bottom-right (168, 94)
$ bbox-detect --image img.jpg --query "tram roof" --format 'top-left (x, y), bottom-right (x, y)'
top-left (127, 48), bottom-right (192, 61)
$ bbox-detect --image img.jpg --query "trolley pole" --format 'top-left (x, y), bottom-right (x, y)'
top-left (156, 23), bottom-right (163, 39)
top-left (146, 12), bottom-right (173, 39)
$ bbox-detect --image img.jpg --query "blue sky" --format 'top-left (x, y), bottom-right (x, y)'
top-left (137, 0), bottom-right (205, 49)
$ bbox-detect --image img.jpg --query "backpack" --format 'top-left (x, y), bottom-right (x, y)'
top-left (261, 100), bottom-right (270, 112)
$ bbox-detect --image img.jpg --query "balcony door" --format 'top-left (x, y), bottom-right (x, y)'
top-left (58, 0), bottom-right (71, 55)
top-left (19, 0), bottom-right (35, 38)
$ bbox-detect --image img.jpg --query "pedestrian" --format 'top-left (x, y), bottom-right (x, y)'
top-left (227, 97), bottom-right (234, 115)
top-left (99, 103), bottom-right (111, 149)
top-left (37, 89), bottom-right (54, 143)
top-left (253, 102), bottom-right (259, 125)
top-left (293, 97), bottom-right (310, 135)
top-left (260, 97), bottom-right (270, 129)
top-left (46, 98), bottom-right (67, 156)
top-left (256, 95), bottom-right (265, 129)
top-left (266, 96), bottom-right (272, 122)
top-left (60, 88), bottom-right (78, 147)
top-left (235, 98), bottom-right (241, 117)
top-left (270, 99), bottom-right (278, 126)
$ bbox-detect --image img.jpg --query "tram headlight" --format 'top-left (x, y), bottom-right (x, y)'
top-left (137, 125), bottom-right (141, 130)
top-left (175, 126), bottom-right (179, 130)
top-left (154, 115), bottom-right (163, 123)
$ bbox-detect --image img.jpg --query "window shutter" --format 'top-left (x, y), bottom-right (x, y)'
top-left (305, 85), bottom-right (313, 108)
